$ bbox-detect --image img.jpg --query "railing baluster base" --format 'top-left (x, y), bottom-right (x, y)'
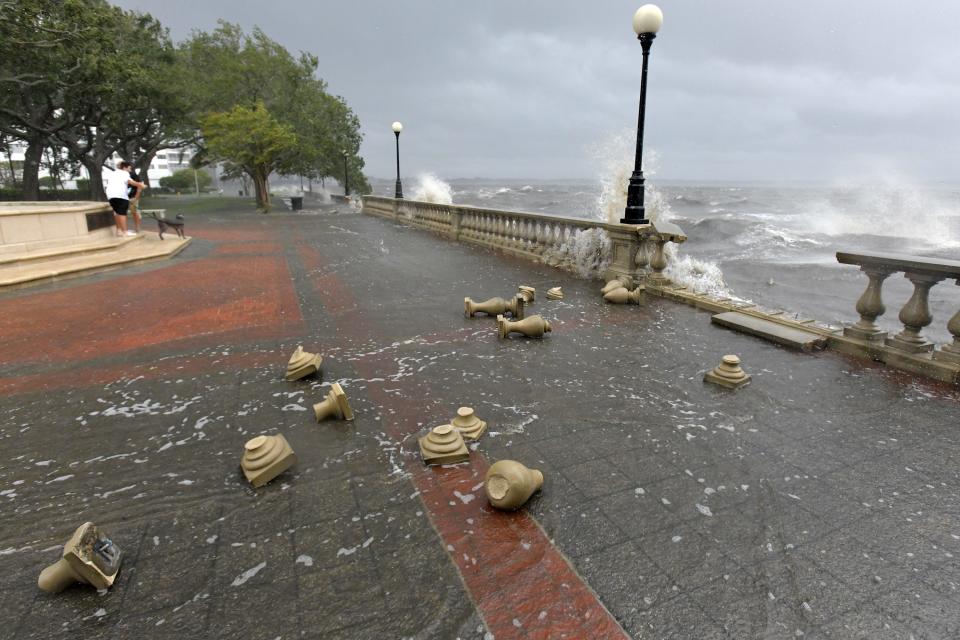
top-left (844, 326), bottom-right (889, 342)
top-left (933, 347), bottom-right (960, 365)
top-left (933, 290), bottom-right (960, 364)
top-left (886, 333), bottom-right (935, 354)
top-left (885, 272), bottom-right (942, 354)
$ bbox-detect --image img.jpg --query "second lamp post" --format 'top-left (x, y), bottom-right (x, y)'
top-left (621, 4), bottom-right (663, 225)
top-left (392, 121), bottom-right (404, 199)
top-left (342, 150), bottom-right (350, 198)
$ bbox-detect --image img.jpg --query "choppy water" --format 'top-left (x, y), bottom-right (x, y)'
top-left (372, 176), bottom-right (960, 344)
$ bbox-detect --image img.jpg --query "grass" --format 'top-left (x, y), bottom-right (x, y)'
top-left (137, 195), bottom-right (273, 215)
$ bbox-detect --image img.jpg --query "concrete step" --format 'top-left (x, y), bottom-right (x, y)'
top-left (0, 232), bottom-right (191, 289)
top-left (711, 311), bottom-right (828, 352)
top-left (0, 233), bottom-right (143, 266)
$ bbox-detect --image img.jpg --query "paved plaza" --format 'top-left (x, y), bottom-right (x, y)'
top-left (0, 198), bottom-right (958, 639)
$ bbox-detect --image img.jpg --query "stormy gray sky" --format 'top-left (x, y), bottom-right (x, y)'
top-left (114, 1), bottom-right (960, 182)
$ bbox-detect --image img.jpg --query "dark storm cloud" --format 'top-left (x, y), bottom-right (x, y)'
top-left (113, 0), bottom-right (960, 181)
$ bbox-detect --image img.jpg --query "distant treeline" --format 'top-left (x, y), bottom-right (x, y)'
top-left (0, 1), bottom-right (369, 210)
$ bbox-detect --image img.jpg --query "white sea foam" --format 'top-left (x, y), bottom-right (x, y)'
top-left (804, 176), bottom-right (960, 249)
top-left (230, 562), bottom-right (267, 587)
top-left (411, 173), bottom-right (454, 204)
top-left (478, 186), bottom-right (512, 199)
top-left (593, 130), bottom-right (634, 224)
top-left (592, 130), bottom-right (730, 292)
top-left (663, 249), bottom-right (733, 297)
top-left (548, 228), bottom-right (612, 278)
top-left (592, 130), bottom-right (675, 225)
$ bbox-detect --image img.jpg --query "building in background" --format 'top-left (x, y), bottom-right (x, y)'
top-left (0, 144), bottom-right (204, 191)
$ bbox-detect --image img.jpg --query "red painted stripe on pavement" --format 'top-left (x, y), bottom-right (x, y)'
top-left (0, 253), bottom-right (302, 367)
top-left (298, 243), bottom-right (629, 640)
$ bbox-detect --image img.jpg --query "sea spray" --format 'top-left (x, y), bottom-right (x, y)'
top-left (544, 228), bottom-right (611, 279)
top-left (411, 173), bottom-right (454, 204)
top-left (663, 249), bottom-right (733, 298)
top-left (592, 130), bottom-right (669, 225)
top-left (805, 177), bottom-right (960, 249)
top-left (593, 130), bottom-right (636, 224)
top-left (593, 130), bottom-right (732, 294)
top-left (310, 188), bottom-right (332, 204)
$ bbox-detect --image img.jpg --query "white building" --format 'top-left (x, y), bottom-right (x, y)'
top-left (0, 143), bottom-right (199, 190)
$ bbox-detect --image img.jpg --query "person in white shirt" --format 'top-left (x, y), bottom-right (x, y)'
top-left (105, 161), bottom-right (145, 237)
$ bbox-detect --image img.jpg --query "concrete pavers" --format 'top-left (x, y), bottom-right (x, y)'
top-left (0, 200), bottom-right (958, 638)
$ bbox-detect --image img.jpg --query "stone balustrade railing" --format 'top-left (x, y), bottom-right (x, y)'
top-left (362, 195), bottom-right (687, 285)
top-left (361, 197), bottom-right (959, 383)
top-left (837, 251), bottom-right (960, 369)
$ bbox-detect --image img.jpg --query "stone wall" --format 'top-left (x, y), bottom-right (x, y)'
top-left (361, 195), bottom-right (651, 283)
top-left (362, 195), bottom-right (960, 385)
top-left (0, 201), bottom-right (114, 255)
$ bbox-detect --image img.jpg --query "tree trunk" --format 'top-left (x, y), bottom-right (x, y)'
top-left (6, 153), bottom-right (17, 188)
top-left (136, 151), bottom-right (156, 187)
top-left (253, 169), bottom-right (270, 212)
top-left (82, 158), bottom-right (106, 201)
top-left (20, 137), bottom-right (44, 201)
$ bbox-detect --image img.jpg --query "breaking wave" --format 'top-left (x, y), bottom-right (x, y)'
top-left (592, 130), bottom-right (731, 294)
top-left (663, 250), bottom-right (734, 298)
top-left (804, 177), bottom-right (960, 249)
top-left (411, 173), bottom-right (454, 204)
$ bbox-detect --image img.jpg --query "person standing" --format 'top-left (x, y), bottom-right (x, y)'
top-left (127, 164), bottom-right (144, 233)
top-left (105, 161), bottom-right (145, 237)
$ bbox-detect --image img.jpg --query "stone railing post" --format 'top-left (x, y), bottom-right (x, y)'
top-left (645, 221), bottom-right (686, 287)
top-left (603, 225), bottom-right (646, 286)
top-left (933, 279), bottom-right (960, 365)
top-left (886, 272), bottom-right (944, 353)
top-left (449, 210), bottom-right (462, 241)
top-left (647, 236), bottom-right (670, 284)
top-left (635, 235), bottom-right (650, 272)
top-left (844, 267), bottom-right (894, 341)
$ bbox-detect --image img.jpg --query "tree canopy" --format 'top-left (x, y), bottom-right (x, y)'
top-left (0, 5), bottom-right (369, 203)
top-left (159, 168), bottom-right (212, 193)
top-left (180, 21), bottom-right (370, 205)
top-left (202, 103), bottom-right (297, 211)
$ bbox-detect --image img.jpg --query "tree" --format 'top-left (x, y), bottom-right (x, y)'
top-left (0, 135), bottom-right (19, 187)
top-left (201, 103), bottom-right (296, 211)
top-left (53, 7), bottom-right (188, 200)
top-left (180, 22), bottom-right (370, 194)
top-left (179, 22), bottom-right (315, 122)
top-left (284, 83), bottom-right (370, 194)
top-left (0, 0), bottom-right (107, 199)
top-left (1, 9), bottom-right (370, 202)
top-left (159, 168), bottom-right (211, 192)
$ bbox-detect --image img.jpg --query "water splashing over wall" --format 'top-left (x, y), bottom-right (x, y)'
top-left (545, 228), bottom-right (612, 279)
top-left (592, 131), bottom-right (731, 294)
top-left (411, 173), bottom-right (454, 204)
top-left (805, 176), bottom-right (960, 249)
top-left (592, 130), bottom-right (672, 225)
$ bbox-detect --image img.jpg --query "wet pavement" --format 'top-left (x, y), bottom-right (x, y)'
top-left (1, 198), bottom-right (958, 639)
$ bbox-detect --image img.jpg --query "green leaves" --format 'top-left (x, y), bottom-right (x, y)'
top-left (201, 102), bottom-right (297, 211)
top-left (180, 22), bottom-right (369, 193)
top-left (0, 6), bottom-right (369, 201)
top-left (159, 168), bottom-right (211, 192)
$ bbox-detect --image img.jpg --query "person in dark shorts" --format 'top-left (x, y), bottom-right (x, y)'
top-left (127, 166), bottom-right (144, 233)
top-left (105, 161), bottom-right (145, 237)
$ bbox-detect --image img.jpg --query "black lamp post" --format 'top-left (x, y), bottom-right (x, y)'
top-left (392, 121), bottom-right (404, 199)
top-left (342, 150), bottom-right (350, 197)
top-left (621, 4), bottom-right (664, 225)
